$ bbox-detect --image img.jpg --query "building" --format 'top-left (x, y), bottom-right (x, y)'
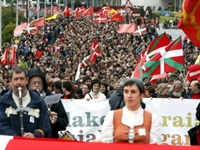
top-left (121, 0), bottom-right (183, 11)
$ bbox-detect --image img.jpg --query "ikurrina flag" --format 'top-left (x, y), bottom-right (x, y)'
top-left (135, 24), bottom-right (147, 35)
top-left (144, 36), bottom-right (184, 77)
top-left (178, 0), bottom-right (200, 46)
top-left (131, 33), bottom-right (170, 79)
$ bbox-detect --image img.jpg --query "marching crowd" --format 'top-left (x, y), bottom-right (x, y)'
top-left (0, 10), bottom-right (199, 144)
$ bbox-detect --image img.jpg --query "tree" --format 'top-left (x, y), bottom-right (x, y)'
top-left (170, 4), bottom-right (178, 11)
top-left (158, 6), bottom-right (162, 11)
top-left (146, 6), bottom-right (152, 18)
top-left (2, 22), bottom-right (15, 44)
top-left (2, 8), bottom-right (26, 44)
top-left (139, 6), bottom-right (145, 17)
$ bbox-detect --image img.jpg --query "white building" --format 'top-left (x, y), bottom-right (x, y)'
top-left (121, 0), bottom-right (183, 11)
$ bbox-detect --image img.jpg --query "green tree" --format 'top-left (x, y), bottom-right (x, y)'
top-left (74, 0), bottom-right (81, 5)
top-left (2, 8), bottom-right (26, 44)
top-left (2, 22), bottom-right (15, 44)
top-left (146, 6), bottom-right (152, 18)
top-left (170, 4), bottom-right (178, 11)
top-left (158, 6), bottom-right (162, 11)
top-left (139, 6), bottom-right (145, 17)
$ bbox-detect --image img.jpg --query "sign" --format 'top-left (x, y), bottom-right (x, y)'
top-left (124, 0), bottom-right (133, 14)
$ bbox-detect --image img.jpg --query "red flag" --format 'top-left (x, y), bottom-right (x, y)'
top-left (1, 48), bottom-right (9, 66)
top-left (97, 6), bottom-right (111, 16)
top-left (63, 5), bottom-right (71, 16)
top-left (110, 13), bottom-right (124, 22)
top-left (14, 22), bottom-right (28, 37)
top-left (52, 6), bottom-right (58, 13)
top-left (30, 17), bottom-right (45, 27)
top-left (178, 0), bottom-right (200, 46)
top-left (74, 6), bottom-right (85, 18)
top-left (81, 55), bottom-right (90, 68)
top-left (9, 47), bottom-right (17, 66)
top-left (118, 23), bottom-right (136, 33)
top-left (82, 7), bottom-right (94, 16)
top-left (89, 39), bottom-right (101, 63)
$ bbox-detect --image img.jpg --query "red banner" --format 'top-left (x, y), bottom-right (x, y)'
top-left (5, 137), bottom-right (200, 150)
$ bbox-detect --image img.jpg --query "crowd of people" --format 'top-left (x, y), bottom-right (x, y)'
top-left (0, 9), bottom-right (199, 144)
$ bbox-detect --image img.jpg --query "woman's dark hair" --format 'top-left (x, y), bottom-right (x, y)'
top-left (52, 81), bottom-right (62, 93)
top-left (74, 88), bottom-right (83, 98)
top-left (91, 78), bottom-right (101, 88)
top-left (100, 81), bottom-right (109, 98)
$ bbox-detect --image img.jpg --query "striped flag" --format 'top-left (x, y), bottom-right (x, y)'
top-left (144, 36), bottom-right (184, 77)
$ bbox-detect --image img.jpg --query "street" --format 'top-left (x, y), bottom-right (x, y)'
top-left (157, 25), bottom-right (186, 40)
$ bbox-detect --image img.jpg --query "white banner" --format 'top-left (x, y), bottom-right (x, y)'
top-left (62, 98), bottom-right (200, 145)
top-left (143, 98), bottom-right (200, 146)
top-left (61, 99), bottom-right (110, 142)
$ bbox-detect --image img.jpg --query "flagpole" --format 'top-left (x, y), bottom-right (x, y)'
top-left (16, 0), bottom-right (18, 26)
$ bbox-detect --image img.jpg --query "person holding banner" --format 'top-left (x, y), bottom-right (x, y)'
top-left (99, 78), bottom-right (161, 144)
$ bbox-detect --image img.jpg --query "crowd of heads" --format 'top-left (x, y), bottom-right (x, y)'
top-left (0, 12), bottom-right (200, 99)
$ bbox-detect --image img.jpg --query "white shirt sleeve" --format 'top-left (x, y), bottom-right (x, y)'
top-left (150, 113), bottom-right (162, 144)
top-left (98, 111), bottom-right (114, 142)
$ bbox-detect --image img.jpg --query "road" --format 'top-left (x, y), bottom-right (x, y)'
top-left (157, 25), bottom-right (186, 40)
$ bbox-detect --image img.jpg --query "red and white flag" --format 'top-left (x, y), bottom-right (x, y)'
top-left (89, 39), bottom-right (101, 63)
top-left (93, 16), bottom-right (107, 24)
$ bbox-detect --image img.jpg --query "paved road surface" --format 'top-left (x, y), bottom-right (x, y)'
top-left (157, 25), bottom-right (186, 40)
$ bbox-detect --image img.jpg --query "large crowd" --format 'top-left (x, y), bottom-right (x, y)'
top-left (0, 7), bottom-right (199, 145)
top-left (0, 12), bottom-right (200, 100)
